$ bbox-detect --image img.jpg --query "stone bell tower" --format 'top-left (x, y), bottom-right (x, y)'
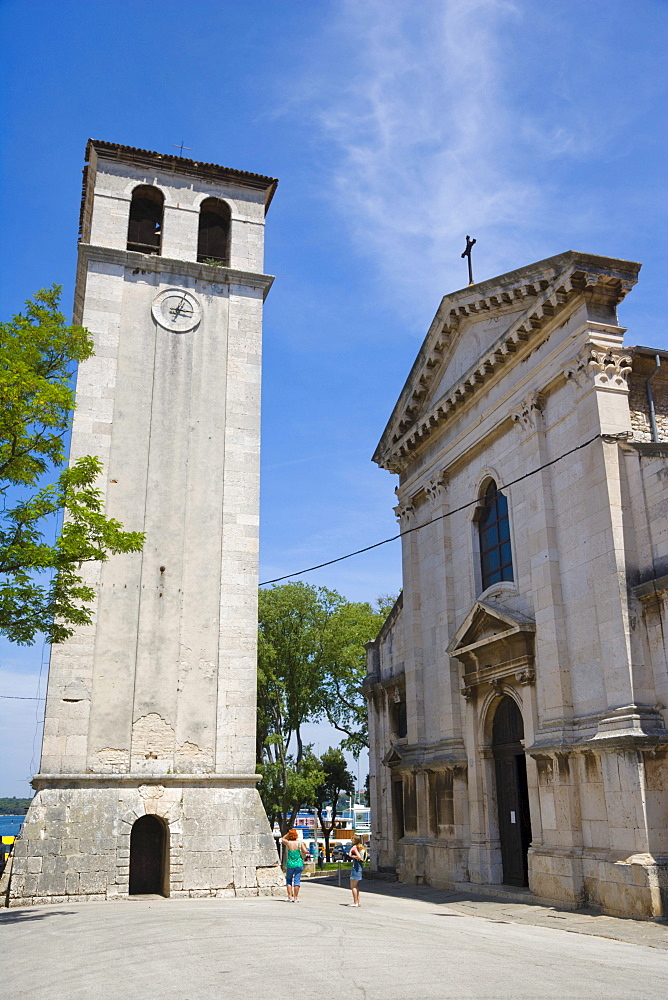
top-left (5, 141), bottom-right (282, 905)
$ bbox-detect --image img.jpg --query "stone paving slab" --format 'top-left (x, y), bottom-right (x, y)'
top-left (310, 873), bottom-right (668, 950)
top-left (3, 881), bottom-right (667, 1000)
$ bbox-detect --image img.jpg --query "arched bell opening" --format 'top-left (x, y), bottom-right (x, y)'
top-left (197, 197), bottom-right (231, 264)
top-left (127, 185), bottom-right (164, 255)
top-left (129, 814), bottom-right (169, 896)
top-left (491, 696), bottom-right (532, 887)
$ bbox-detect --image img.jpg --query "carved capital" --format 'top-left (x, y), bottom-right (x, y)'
top-left (515, 667), bottom-right (536, 686)
top-left (563, 356), bottom-right (588, 391)
top-left (511, 391), bottom-right (545, 437)
top-left (565, 347), bottom-right (631, 393)
top-left (588, 348), bottom-right (632, 389)
top-left (451, 763), bottom-right (469, 778)
top-left (461, 684), bottom-right (475, 702)
top-left (393, 500), bottom-right (416, 527)
top-left (424, 471), bottom-right (448, 509)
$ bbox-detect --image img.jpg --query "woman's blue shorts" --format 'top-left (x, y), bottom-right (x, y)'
top-left (285, 866), bottom-right (303, 886)
top-left (350, 861), bottom-right (363, 881)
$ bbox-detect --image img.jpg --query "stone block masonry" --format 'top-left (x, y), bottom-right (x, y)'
top-left (5, 141), bottom-right (282, 905)
top-left (6, 782), bottom-right (282, 906)
top-left (365, 251), bottom-right (668, 921)
top-left (628, 354), bottom-right (668, 443)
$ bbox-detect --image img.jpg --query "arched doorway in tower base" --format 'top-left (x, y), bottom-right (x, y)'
top-left (492, 696), bottom-right (532, 887)
top-left (129, 814), bottom-right (169, 896)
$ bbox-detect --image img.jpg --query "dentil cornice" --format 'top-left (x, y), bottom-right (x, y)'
top-left (373, 252), bottom-right (640, 474)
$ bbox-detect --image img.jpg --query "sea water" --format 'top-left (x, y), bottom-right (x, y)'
top-left (0, 815), bottom-right (25, 837)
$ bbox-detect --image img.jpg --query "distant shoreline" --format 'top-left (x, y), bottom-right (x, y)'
top-left (0, 797), bottom-right (32, 817)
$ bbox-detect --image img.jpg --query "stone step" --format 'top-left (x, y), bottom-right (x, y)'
top-left (453, 881), bottom-right (534, 904)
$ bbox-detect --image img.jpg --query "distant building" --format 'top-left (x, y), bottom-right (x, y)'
top-left (365, 252), bottom-right (668, 919)
top-left (279, 804), bottom-right (371, 843)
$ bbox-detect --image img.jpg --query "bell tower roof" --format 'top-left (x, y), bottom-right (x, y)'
top-left (84, 138), bottom-right (278, 204)
top-left (79, 139), bottom-right (278, 246)
top-left (77, 139), bottom-right (277, 271)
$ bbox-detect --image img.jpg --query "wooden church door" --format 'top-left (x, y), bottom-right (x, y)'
top-left (492, 697), bottom-right (532, 887)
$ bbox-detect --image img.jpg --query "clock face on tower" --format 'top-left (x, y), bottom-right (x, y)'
top-left (152, 288), bottom-right (202, 332)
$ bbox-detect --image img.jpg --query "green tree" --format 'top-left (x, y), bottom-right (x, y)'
top-left (313, 747), bottom-right (355, 862)
top-left (256, 583), bottom-right (393, 831)
top-left (257, 749), bottom-right (324, 837)
top-left (0, 797), bottom-right (32, 815)
top-left (256, 582), bottom-right (334, 833)
top-left (0, 287), bottom-right (144, 645)
top-left (315, 593), bottom-right (399, 755)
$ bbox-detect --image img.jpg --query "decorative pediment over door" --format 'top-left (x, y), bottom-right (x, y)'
top-left (447, 601), bottom-right (536, 700)
top-left (382, 745), bottom-right (404, 768)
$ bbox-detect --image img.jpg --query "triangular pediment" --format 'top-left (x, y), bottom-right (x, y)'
top-left (447, 601), bottom-right (535, 657)
top-left (382, 745), bottom-right (404, 767)
top-left (423, 307), bottom-right (526, 412)
top-left (373, 251), bottom-right (640, 473)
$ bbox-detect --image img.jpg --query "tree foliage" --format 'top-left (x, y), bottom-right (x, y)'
top-left (314, 593), bottom-right (397, 755)
top-left (0, 287), bottom-right (144, 645)
top-left (0, 797), bottom-right (32, 815)
top-left (257, 750), bottom-right (324, 837)
top-left (313, 746), bottom-right (355, 862)
top-left (256, 582), bottom-right (394, 831)
top-left (256, 583), bottom-right (332, 833)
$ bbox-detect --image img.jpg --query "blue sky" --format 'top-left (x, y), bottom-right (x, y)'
top-left (1, 0), bottom-right (667, 797)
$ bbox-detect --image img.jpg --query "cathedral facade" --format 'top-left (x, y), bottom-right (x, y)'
top-left (365, 251), bottom-right (668, 919)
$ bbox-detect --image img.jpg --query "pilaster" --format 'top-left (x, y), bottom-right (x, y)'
top-left (510, 389), bottom-right (574, 731)
top-left (393, 497), bottom-right (425, 748)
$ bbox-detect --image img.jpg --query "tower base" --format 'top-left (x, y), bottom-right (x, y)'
top-left (3, 776), bottom-right (283, 907)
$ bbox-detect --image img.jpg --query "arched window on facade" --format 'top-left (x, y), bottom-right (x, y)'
top-left (478, 479), bottom-right (513, 591)
top-left (127, 185), bottom-right (164, 255)
top-left (197, 198), bottom-right (231, 265)
top-left (391, 693), bottom-right (407, 739)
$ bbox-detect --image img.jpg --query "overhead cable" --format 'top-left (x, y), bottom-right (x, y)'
top-left (259, 432), bottom-right (608, 586)
top-left (1, 431), bottom-right (619, 702)
top-left (0, 695), bottom-right (45, 700)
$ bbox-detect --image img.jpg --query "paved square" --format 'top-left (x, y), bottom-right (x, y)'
top-left (4, 879), bottom-right (667, 999)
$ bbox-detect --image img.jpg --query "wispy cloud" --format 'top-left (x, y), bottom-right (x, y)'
top-left (301, 0), bottom-right (537, 310)
top-left (293, 0), bottom-right (646, 322)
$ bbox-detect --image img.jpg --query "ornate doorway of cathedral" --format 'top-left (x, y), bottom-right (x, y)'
top-left (129, 815), bottom-right (168, 895)
top-left (492, 697), bottom-right (532, 886)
